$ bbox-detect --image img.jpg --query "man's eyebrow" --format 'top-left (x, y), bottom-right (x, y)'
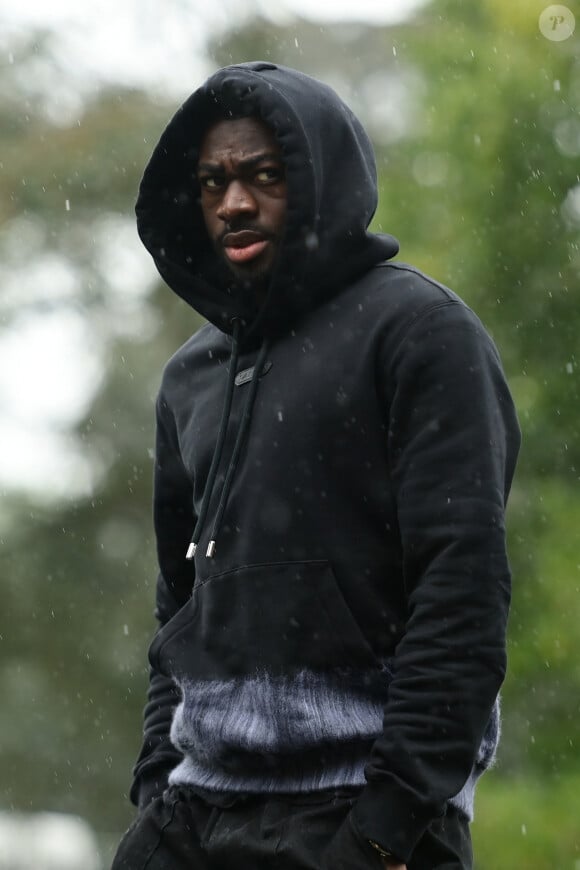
top-left (197, 152), bottom-right (284, 173)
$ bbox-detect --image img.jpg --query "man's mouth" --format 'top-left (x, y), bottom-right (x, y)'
top-left (222, 230), bottom-right (270, 264)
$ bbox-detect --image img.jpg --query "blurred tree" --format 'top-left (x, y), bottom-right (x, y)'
top-left (0, 33), bottom-right (203, 834)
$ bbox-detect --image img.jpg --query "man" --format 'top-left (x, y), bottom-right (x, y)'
top-left (113, 62), bottom-right (520, 869)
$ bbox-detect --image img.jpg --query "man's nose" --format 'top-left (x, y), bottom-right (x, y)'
top-left (217, 180), bottom-right (258, 221)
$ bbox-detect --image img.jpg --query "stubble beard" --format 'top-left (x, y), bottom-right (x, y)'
top-left (215, 242), bottom-right (276, 306)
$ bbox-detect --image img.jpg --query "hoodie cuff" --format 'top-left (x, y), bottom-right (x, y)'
top-left (349, 779), bottom-right (440, 865)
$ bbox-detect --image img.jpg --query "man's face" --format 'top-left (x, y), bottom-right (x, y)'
top-left (197, 117), bottom-right (287, 289)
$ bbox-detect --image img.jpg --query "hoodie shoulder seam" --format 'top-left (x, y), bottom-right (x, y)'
top-left (374, 261), bottom-right (459, 303)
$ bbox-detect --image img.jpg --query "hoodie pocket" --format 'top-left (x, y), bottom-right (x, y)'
top-left (149, 560), bottom-right (378, 680)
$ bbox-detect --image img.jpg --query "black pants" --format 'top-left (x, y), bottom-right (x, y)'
top-left (112, 786), bottom-right (472, 870)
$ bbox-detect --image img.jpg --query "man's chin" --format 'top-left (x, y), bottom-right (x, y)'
top-left (224, 257), bottom-right (273, 293)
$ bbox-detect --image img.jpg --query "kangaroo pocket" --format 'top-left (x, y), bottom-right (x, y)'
top-left (149, 560), bottom-right (378, 680)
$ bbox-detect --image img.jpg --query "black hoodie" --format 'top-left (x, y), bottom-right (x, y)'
top-left (132, 62), bottom-right (520, 863)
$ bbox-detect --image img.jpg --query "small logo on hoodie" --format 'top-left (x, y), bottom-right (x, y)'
top-left (235, 360), bottom-right (273, 386)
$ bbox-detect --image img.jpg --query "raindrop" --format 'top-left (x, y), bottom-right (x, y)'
top-left (65, 199), bottom-right (70, 211)
top-left (553, 118), bottom-right (580, 157)
top-left (305, 231), bottom-right (318, 250)
top-left (561, 185), bottom-right (580, 227)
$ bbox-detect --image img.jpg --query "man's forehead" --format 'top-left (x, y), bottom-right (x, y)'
top-left (198, 116), bottom-right (281, 162)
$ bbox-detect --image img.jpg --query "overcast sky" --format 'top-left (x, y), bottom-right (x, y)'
top-left (1, 0), bottom-right (426, 95)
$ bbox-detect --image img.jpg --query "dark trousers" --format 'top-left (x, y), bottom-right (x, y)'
top-left (112, 786), bottom-right (472, 870)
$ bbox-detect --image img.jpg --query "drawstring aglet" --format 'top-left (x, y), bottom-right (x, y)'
top-left (206, 540), bottom-right (216, 558)
top-left (186, 542), bottom-right (197, 560)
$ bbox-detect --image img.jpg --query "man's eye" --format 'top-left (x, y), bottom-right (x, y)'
top-left (200, 176), bottom-right (222, 190)
top-left (255, 168), bottom-right (282, 183)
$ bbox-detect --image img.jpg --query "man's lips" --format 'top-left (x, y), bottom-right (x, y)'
top-left (222, 230), bottom-right (270, 264)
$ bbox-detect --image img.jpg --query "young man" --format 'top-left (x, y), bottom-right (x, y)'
top-left (113, 63), bottom-right (520, 869)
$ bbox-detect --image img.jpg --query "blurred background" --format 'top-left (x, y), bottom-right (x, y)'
top-left (0, 0), bottom-right (578, 866)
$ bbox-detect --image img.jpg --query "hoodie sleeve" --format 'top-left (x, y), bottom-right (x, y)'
top-left (350, 300), bottom-right (520, 862)
top-left (130, 392), bottom-right (195, 810)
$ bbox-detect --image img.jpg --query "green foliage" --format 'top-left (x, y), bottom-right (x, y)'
top-left (472, 773), bottom-right (580, 867)
top-left (371, 0), bottom-right (580, 483)
top-left (500, 480), bottom-right (580, 781)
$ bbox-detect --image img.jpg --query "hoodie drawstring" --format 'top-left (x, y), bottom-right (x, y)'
top-left (186, 318), bottom-right (242, 560)
top-left (205, 338), bottom-right (269, 557)
top-left (186, 322), bottom-right (269, 560)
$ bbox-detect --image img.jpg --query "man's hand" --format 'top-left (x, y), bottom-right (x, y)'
top-left (382, 861), bottom-right (406, 870)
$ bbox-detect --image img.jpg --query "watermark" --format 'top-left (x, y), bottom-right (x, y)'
top-left (539, 5), bottom-right (575, 41)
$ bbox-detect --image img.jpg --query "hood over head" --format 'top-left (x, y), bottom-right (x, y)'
top-left (136, 61), bottom-right (399, 342)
